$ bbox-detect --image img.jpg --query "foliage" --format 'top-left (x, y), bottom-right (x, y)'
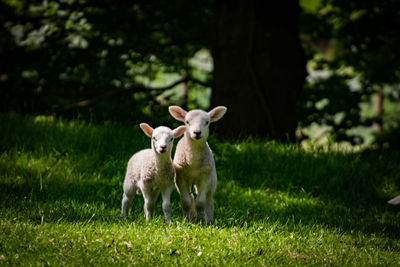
top-left (1, 113), bottom-right (400, 265)
top-left (2, 0), bottom-right (400, 144)
top-left (299, 0), bottom-right (400, 147)
top-left (0, 0), bottom-right (212, 120)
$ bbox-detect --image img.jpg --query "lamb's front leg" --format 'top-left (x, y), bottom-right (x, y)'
top-left (176, 185), bottom-right (194, 221)
top-left (205, 190), bottom-right (214, 224)
top-left (179, 190), bottom-right (193, 221)
top-left (175, 173), bottom-right (194, 221)
top-left (142, 189), bottom-right (158, 220)
top-left (161, 186), bottom-right (173, 221)
top-left (195, 186), bottom-right (207, 223)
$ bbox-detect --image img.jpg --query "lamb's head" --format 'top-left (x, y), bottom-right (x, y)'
top-left (140, 123), bottom-right (186, 154)
top-left (168, 106), bottom-right (227, 141)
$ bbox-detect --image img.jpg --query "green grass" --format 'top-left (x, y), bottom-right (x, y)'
top-left (1, 113), bottom-right (400, 266)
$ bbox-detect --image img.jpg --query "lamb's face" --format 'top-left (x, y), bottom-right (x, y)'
top-left (151, 127), bottom-right (174, 154)
top-left (168, 105), bottom-right (226, 142)
top-left (184, 110), bottom-right (210, 141)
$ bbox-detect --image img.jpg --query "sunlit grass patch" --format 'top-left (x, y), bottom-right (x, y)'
top-left (0, 113), bottom-right (399, 265)
top-left (1, 218), bottom-right (399, 266)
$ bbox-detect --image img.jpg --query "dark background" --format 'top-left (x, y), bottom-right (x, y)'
top-left (1, 0), bottom-right (399, 147)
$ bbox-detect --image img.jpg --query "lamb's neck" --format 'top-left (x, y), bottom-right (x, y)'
top-left (154, 150), bottom-right (173, 166)
top-left (184, 133), bottom-right (208, 152)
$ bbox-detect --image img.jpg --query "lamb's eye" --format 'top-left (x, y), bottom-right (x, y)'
top-left (205, 121), bottom-right (210, 125)
top-left (152, 137), bottom-right (157, 141)
top-left (185, 120), bottom-right (190, 125)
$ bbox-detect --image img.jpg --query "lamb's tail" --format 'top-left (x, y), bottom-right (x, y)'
top-left (388, 195), bottom-right (400, 205)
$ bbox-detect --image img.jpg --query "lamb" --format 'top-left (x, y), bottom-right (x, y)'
top-left (388, 195), bottom-right (400, 205)
top-left (168, 105), bottom-right (227, 223)
top-left (121, 123), bottom-right (186, 221)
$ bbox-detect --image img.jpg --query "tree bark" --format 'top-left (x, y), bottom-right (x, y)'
top-left (211, 0), bottom-right (306, 140)
top-left (372, 85), bottom-right (383, 133)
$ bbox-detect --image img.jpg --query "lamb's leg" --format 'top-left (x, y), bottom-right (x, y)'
top-left (205, 190), bottom-right (214, 224)
top-left (121, 191), bottom-right (134, 218)
top-left (179, 190), bottom-right (193, 221)
top-left (189, 192), bottom-right (196, 220)
top-left (161, 186), bottom-right (173, 222)
top-left (121, 175), bottom-right (137, 218)
top-left (175, 175), bottom-right (193, 221)
top-left (195, 189), bottom-right (206, 223)
top-left (142, 190), bottom-right (157, 220)
top-left (178, 187), bottom-right (195, 221)
top-left (121, 179), bottom-right (136, 218)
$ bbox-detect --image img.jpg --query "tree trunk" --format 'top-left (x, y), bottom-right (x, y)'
top-left (372, 85), bottom-right (383, 133)
top-left (180, 70), bottom-right (189, 110)
top-left (211, 0), bottom-right (306, 140)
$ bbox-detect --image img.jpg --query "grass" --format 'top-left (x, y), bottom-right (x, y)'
top-left (0, 113), bottom-right (400, 266)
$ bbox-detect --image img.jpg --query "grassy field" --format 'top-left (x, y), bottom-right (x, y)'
top-left (1, 113), bottom-right (400, 266)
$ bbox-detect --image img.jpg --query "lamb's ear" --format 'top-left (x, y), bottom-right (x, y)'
top-left (209, 106), bottom-right (227, 122)
top-left (139, 123), bottom-right (154, 138)
top-left (173, 126), bottom-right (186, 138)
top-left (168, 106), bottom-right (187, 122)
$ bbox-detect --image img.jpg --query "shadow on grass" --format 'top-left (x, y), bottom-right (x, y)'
top-left (215, 181), bottom-right (400, 238)
top-left (1, 114), bottom-right (399, 239)
top-left (0, 153), bottom-right (184, 224)
top-left (212, 140), bottom-right (400, 237)
top-left (2, 150), bottom-right (399, 240)
top-left (0, 173), bottom-right (184, 226)
top-left (213, 139), bottom-right (400, 206)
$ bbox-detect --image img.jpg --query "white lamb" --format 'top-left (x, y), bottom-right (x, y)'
top-left (388, 195), bottom-right (400, 205)
top-left (168, 105), bottom-right (227, 223)
top-left (121, 123), bottom-right (186, 221)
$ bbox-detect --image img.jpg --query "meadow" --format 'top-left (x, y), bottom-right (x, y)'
top-left (0, 113), bottom-right (399, 266)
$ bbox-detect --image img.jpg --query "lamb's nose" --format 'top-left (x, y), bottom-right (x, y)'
top-left (160, 145), bottom-right (167, 151)
top-left (194, 131), bottom-right (202, 138)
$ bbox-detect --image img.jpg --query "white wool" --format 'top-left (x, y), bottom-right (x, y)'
top-left (388, 195), bottom-right (400, 205)
top-left (169, 106), bottom-right (227, 223)
top-left (121, 124), bottom-right (185, 221)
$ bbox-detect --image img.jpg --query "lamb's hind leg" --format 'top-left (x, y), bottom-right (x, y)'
top-left (121, 176), bottom-right (137, 218)
top-left (121, 191), bottom-right (135, 218)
